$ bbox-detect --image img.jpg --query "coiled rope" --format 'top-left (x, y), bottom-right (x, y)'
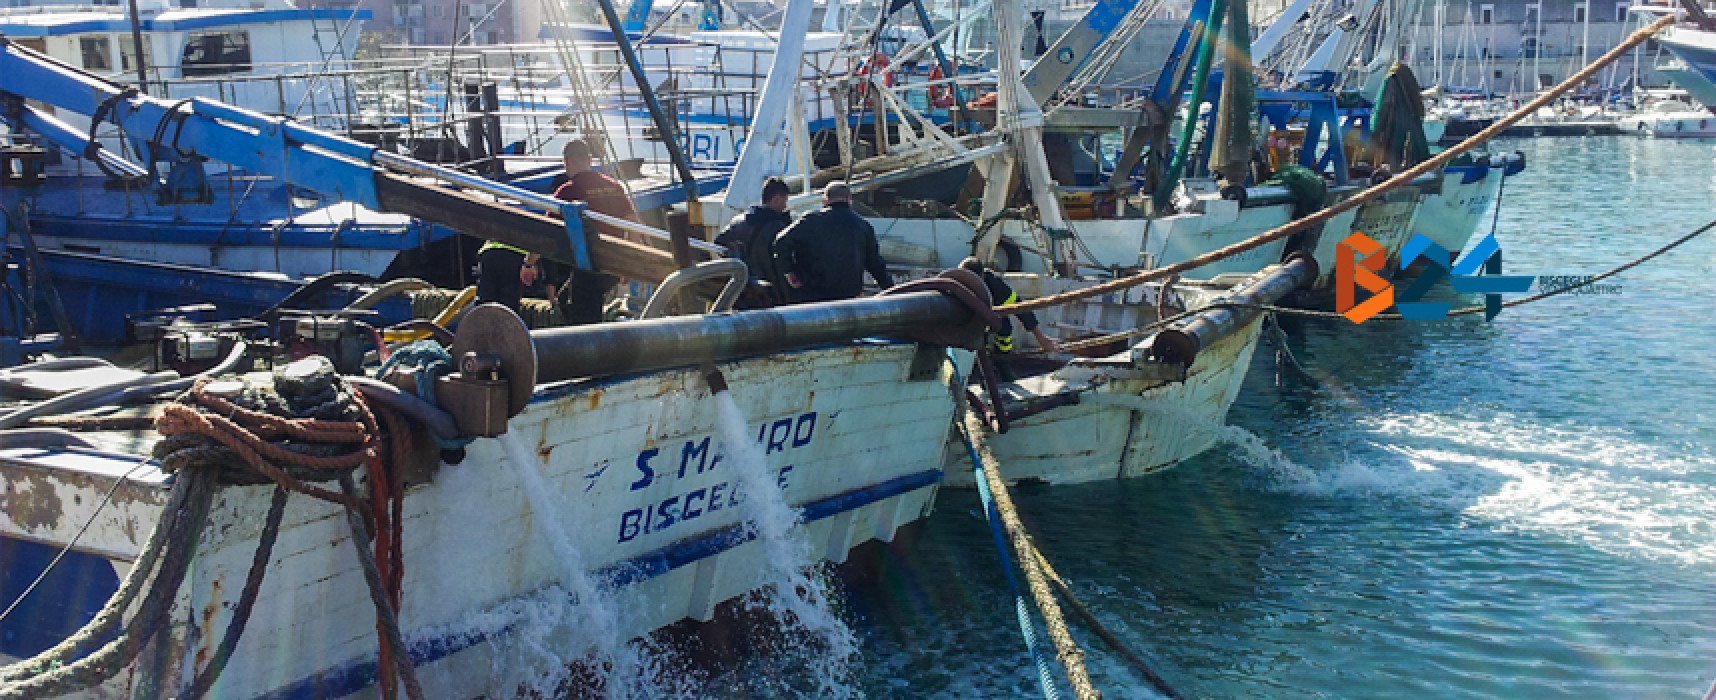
top-left (996, 14), bottom-right (1677, 318)
top-left (0, 362), bottom-right (426, 700)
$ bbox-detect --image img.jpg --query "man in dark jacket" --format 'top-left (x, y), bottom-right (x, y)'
top-left (773, 182), bottom-right (893, 303)
top-left (715, 177), bottom-right (792, 306)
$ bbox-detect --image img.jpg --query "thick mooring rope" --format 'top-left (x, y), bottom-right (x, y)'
top-left (181, 486), bottom-right (289, 700)
top-left (946, 350), bottom-right (1064, 700)
top-left (948, 350), bottom-right (1101, 699)
top-left (997, 14), bottom-right (1676, 318)
top-left (1026, 543), bottom-right (1181, 699)
top-left (962, 412), bottom-right (1101, 700)
top-left (0, 469), bottom-right (218, 700)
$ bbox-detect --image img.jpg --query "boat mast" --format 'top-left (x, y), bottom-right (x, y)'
top-left (976, 0), bottom-right (1073, 273)
top-left (723, 0), bottom-right (815, 215)
top-left (591, 0), bottom-right (706, 267)
top-left (125, 0), bottom-right (149, 94)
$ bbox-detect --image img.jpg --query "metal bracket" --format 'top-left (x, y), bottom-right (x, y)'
top-left (557, 201), bottom-right (594, 270)
top-left (448, 303), bottom-right (537, 417)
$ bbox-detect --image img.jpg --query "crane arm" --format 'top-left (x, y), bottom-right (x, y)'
top-left (0, 37), bottom-right (682, 283)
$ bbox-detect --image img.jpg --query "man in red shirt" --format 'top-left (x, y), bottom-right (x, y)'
top-left (535, 139), bottom-right (637, 324)
top-left (553, 139), bottom-right (639, 242)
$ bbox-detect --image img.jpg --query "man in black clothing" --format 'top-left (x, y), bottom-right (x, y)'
top-left (773, 182), bottom-right (893, 302)
top-left (960, 256), bottom-right (1059, 379)
top-left (715, 177), bottom-right (793, 307)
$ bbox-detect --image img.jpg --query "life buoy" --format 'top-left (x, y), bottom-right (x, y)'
top-left (854, 52), bottom-right (893, 105)
top-left (927, 64), bottom-right (954, 109)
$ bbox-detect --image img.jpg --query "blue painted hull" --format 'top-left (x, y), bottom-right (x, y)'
top-left (2, 248), bottom-right (408, 345)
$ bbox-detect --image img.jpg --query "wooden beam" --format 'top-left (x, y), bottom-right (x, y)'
top-left (375, 173), bottom-right (682, 283)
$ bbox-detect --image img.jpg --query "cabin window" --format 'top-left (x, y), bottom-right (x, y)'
top-left (1615, 2), bottom-right (1630, 21)
top-left (1480, 4), bottom-right (1494, 23)
top-left (1575, 4), bottom-right (1586, 21)
top-left (80, 37), bottom-right (112, 71)
top-left (1525, 3), bottom-right (1539, 24)
top-left (120, 35), bottom-right (151, 73)
top-left (181, 31), bottom-right (251, 77)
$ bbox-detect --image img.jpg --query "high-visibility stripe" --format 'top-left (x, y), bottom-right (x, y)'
top-left (479, 240), bottom-right (529, 255)
top-left (994, 334), bottom-right (1014, 353)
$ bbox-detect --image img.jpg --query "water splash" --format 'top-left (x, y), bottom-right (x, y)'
top-left (497, 431), bottom-right (658, 698)
top-left (712, 390), bottom-right (860, 696)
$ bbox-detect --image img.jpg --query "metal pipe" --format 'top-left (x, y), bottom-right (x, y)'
top-left (585, 210), bottom-right (726, 255)
top-left (17, 106), bottom-right (148, 179)
top-left (373, 150), bottom-right (567, 212)
top-left (1144, 256), bottom-right (1316, 365)
top-left (530, 291), bottom-right (972, 383)
top-left (374, 152), bottom-right (712, 257)
top-left (125, 0), bottom-right (149, 94)
top-left (640, 259), bottom-right (748, 319)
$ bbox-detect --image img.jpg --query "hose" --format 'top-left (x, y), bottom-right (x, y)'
top-left (0, 371), bottom-right (178, 430)
top-left (255, 271), bottom-right (379, 321)
top-left (0, 428), bottom-right (96, 450)
top-left (345, 377), bottom-right (461, 443)
top-left (0, 357), bottom-right (113, 375)
top-left (112, 340), bottom-right (252, 404)
top-left (346, 278), bottom-right (434, 312)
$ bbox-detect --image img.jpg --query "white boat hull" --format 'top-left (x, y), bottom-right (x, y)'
top-left (0, 343), bottom-right (960, 697)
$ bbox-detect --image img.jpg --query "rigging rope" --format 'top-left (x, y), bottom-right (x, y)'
top-left (1057, 213), bottom-right (1713, 353)
top-left (998, 14), bottom-right (1675, 318)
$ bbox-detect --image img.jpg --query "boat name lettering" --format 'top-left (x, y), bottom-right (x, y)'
top-left (617, 467), bottom-right (795, 543)
top-left (628, 411), bottom-right (817, 491)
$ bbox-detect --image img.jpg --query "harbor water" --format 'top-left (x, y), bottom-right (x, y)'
top-left (833, 136), bottom-right (1716, 697)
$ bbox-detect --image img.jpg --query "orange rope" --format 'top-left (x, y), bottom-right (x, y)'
top-left (154, 375), bottom-right (416, 698)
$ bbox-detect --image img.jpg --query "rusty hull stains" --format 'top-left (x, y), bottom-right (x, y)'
top-left (4, 471), bottom-right (66, 532)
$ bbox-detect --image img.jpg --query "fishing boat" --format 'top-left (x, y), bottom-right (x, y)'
top-left (0, 30), bottom-right (1002, 698)
top-left (946, 258), bottom-right (1314, 486)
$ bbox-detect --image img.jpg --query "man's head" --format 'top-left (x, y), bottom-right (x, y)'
top-left (762, 177), bottom-right (790, 212)
top-left (823, 182), bottom-right (852, 206)
top-left (562, 139), bottom-right (593, 174)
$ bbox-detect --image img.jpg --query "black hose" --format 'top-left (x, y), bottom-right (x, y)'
top-left (345, 377), bottom-right (461, 442)
top-left (255, 271), bottom-right (379, 322)
top-left (0, 428), bottom-right (96, 450)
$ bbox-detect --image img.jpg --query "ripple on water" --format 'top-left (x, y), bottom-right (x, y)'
top-left (849, 137), bottom-right (1716, 698)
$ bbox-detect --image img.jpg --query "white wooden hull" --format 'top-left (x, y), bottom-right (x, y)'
top-left (869, 200), bottom-right (1296, 277)
top-left (0, 343), bottom-right (959, 697)
top-left (940, 317), bottom-right (1264, 486)
top-left (1413, 168), bottom-right (1505, 257)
